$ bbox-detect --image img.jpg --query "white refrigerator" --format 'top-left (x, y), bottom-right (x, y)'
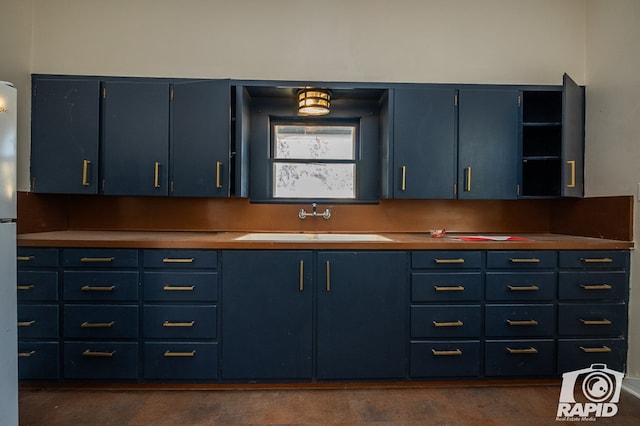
top-left (0, 81), bottom-right (18, 426)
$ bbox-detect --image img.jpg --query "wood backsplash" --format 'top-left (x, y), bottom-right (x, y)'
top-left (17, 192), bottom-right (633, 241)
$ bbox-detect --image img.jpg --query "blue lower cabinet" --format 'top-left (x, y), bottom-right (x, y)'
top-left (63, 271), bottom-right (139, 302)
top-left (17, 271), bottom-right (58, 301)
top-left (64, 305), bottom-right (139, 339)
top-left (17, 304), bottom-right (59, 339)
top-left (485, 339), bottom-right (555, 376)
top-left (485, 304), bottom-right (555, 337)
top-left (411, 341), bottom-right (480, 378)
top-left (143, 305), bottom-right (217, 339)
top-left (558, 303), bottom-right (627, 336)
top-left (143, 272), bottom-right (218, 302)
top-left (411, 305), bottom-right (481, 338)
top-left (18, 341), bottom-right (60, 380)
top-left (558, 338), bottom-right (626, 374)
top-left (64, 342), bottom-right (139, 379)
top-left (144, 342), bottom-right (218, 380)
top-left (411, 272), bottom-right (482, 302)
top-left (485, 272), bottom-right (556, 302)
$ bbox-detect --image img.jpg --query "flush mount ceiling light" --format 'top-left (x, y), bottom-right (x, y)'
top-left (297, 88), bottom-right (331, 116)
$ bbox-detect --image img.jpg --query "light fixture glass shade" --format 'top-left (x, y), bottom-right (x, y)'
top-left (298, 89), bottom-right (330, 115)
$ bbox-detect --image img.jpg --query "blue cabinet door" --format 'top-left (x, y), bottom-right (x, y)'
top-left (317, 251), bottom-right (406, 379)
top-left (221, 250), bottom-right (313, 380)
top-left (392, 87), bottom-right (457, 198)
top-left (562, 73), bottom-right (585, 197)
top-left (171, 80), bottom-right (231, 197)
top-left (458, 89), bottom-right (519, 199)
top-left (101, 81), bottom-right (170, 195)
top-left (31, 78), bottom-right (100, 194)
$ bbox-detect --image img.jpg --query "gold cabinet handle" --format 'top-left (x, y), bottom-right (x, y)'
top-left (580, 319), bottom-right (612, 326)
top-left (433, 286), bottom-right (465, 292)
top-left (465, 166), bottom-right (472, 192)
top-left (17, 256), bottom-right (35, 262)
top-left (509, 258), bottom-right (541, 263)
top-left (81, 321), bottom-right (115, 328)
top-left (81, 285), bottom-right (116, 292)
top-left (506, 319), bottom-right (538, 326)
top-left (325, 261), bottom-right (331, 292)
top-left (80, 257), bottom-right (114, 263)
top-left (506, 347), bottom-right (538, 354)
top-left (401, 166), bottom-right (407, 191)
top-left (17, 284), bottom-right (35, 291)
top-left (163, 285), bottom-right (196, 291)
top-left (216, 161), bottom-right (223, 188)
top-left (431, 349), bottom-right (463, 356)
top-left (82, 350), bottom-right (115, 357)
top-left (580, 257), bottom-right (613, 264)
top-left (434, 258), bottom-right (465, 264)
top-left (82, 159), bottom-right (91, 186)
top-left (18, 320), bottom-right (36, 327)
top-left (162, 258), bottom-right (194, 264)
top-left (580, 284), bottom-right (612, 290)
top-left (299, 260), bottom-right (304, 292)
top-left (163, 320), bottom-right (195, 327)
top-left (580, 346), bottom-right (612, 354)
top-left (154, 161), bottom-right (161, 188)
top-left (18, 351), bottom-right (36, 358)
top-left (164, 350), bottom-right (196, 358)
top-left (433, 320), bottom-right (464, 327)
top-left (507, 285), bottom-right (539, 291)
top-left (566, 160), bottom-right (576, 188)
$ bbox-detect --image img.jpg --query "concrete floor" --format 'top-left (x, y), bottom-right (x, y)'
top-left (18, 384), bottom-right (640, 425)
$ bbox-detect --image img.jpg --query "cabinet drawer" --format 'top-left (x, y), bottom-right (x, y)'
top-left (64, 342), bottom-right (138, 379)
top-left (17, 247), bottom-right (58, 268)
top-left (143, 272), bottom-right (218, 302)
top-left (559, 251), bottom-right (628, 269)
top-left (18, 341), bottom-right (60, 380)
top-left (64, 271), bottom-right (139, 301)
top-left (558, 338), bottom-right (626, 374)
top-left (144, 342), bottom-right (218, 379)
top-left (64, 305), bottom-right (139, 339)
top-left (558, 271), bottom-right (627, 301)
top-left (412, 251), bottom-right (481, 269)
top-left (486, 251), bottom-right (557, 269)
top-left (558, 303), bottom-right (627, 336)
top-left (410, 340), bottom-right (480, 378)
top-left (143, 305), bottom-right (217, 339)
top-left (17, 304), bottom-right (59, 339)
top-left (485, 304), bottom-right (554, 337)
top-left (486, 272), bottom-right (556, 301)
top-left (17, 271), bottom-right (58, 301)
top-left (143, 250), bottom-right (217, 269)
top-left (411, 272), bottom-right (481, 302)
top-left (63, 249), bottom-right (138, 268)
top-left (485, 339), bottom-right (555, 376)
top-left (411, 305), bottom-right (481, 338)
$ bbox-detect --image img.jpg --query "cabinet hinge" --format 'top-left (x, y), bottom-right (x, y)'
top-left (518, 95), bottom-right (521, 107)
top-left (102, 87), bottom-right (107, 99)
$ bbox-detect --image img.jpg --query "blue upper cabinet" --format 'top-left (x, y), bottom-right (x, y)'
top-left (562, 74), bottom-right (584, 197)
top-left (31, 78), bottom-right (100, 194)
top-left (391, 87), bottom-right (457, 199)
top-left (171, 80), bottom-right (231, 197)
top-left (458, 89), bottom-right (520, 199)
top-left (101, 81), bottom-right (170, 196)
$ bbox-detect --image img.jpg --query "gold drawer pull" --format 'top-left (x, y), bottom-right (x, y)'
top-left (17, 256), bottom-right (35, 261)
top-left (162, 258), bottom-right (195, 264)
top-left (163, 285), bottom-right (196, 291)
top-left (17, 285), bottom-right (35, 291)
top-left (81, 321), bottom-right (115, 328)
top-left (434, 258), bottom-right (465, 264)
top-left (434, 286), bottom-right (465, 292)
top-left (506, 347), bottom-right (538, 354)
top-left (163, 320), bottom-right (195, 327)
top-left (566, 160), bottom-right (576, 188)
top-left (509, 258), bottom-right (541, 263)
top-left (580, 346), bottom-right (612, 354)
top-left (80, 257), bottom-right (114, 263)
top-left (507, 285), bottom-right (539, 291)
top-left (580, 284), bottom-right (612, 290)
top-left (18, 351), bottom-right (36, 358)
top-left (506, 319), bottom-right (538, 326)
top-left (580, 319), bottom-right (612, 326)
top-left (580, 257), bottom-right (613, 263)
top-left (431, 349), bottom-right (462, 356)
top-left (299, 260), bottom-right (304, 292)
top-left (17, 320), bottom-right (36, 327)
top-left (216, 161), bottom-right (223, 189)
top-left (164, 350), bottom-right (196, 358)
top-left (433, 320), bottom-right (464, 328)
top-left (82, 350), bottom-right (115, 357)
top-left (401, 166), bottom-right (407, 191)
top-left (82, 159), bottom-right (91, 186)
top-left (81, 285), bottom-right (116, 292)
top-left (154, 161), bottom-right (161, 188)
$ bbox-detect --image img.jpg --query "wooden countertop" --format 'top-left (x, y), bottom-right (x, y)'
top-left (16, 230), bottom-right (634, 250)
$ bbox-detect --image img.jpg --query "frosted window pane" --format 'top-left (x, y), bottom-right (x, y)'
top-left (274, 125), bottom-right (355, 160)
top-left (274, 163), bottom-right (355, 199)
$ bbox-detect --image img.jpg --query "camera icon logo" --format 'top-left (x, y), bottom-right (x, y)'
top-left (557, 363), bottom-right (624, 419)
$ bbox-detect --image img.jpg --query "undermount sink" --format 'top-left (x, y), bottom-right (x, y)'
top-left (235, 233), bottom-right (392, 242)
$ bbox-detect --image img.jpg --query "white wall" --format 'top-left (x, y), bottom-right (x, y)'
top-left (585, 0), bottom-right (640, 380)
